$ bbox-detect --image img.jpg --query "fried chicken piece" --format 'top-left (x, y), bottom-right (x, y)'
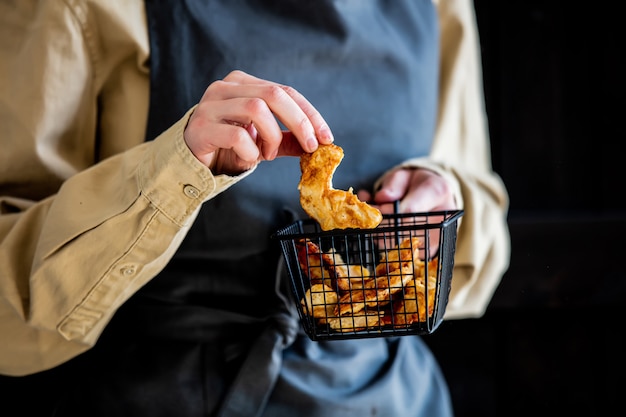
top-left (295, 239), bottom-right (332, 287)
top-left (301, 284), bottom-right (382, 332)
top-left (299, 144), bottom-right (383, 231)
top-left (295, 239), bottom-right (373, 291)
top-left (326, 312), bottom-right (382, 332)
top-left (301, 284), bottom-right (339, 319)
top-left (335, 238), bottom-right (420, 316)
top-left (381, 273), bottom-right (437, 327)
top-left (414, 257), bottom-right (435, 274)
top-left (375, 237), bottom-right (421, 276)
top-left (335, 263), bottom-right (415, 317)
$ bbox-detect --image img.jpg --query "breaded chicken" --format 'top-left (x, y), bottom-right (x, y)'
top-left (299, 144), bottom-right (382, 231)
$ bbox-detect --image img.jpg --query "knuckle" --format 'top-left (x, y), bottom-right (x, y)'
top-left (225, 69), bottom-right (245, 80)
top-left (186, 113), bottom-right (207, 135)
top-left (296, 116), bottom-right (310, 134)
top-left (228, 125), bottom-right (248, 145)
top-left (265, 84), bottom-right (287, 102)
top-left (202, 80), bottom-right (226, 99)
top-left (264, 132), bottom-right (281, 147)
top-left (244, 97), bottom-right (267, 115)
top-left (226, 133), bottom-right (253, 162)
top-left (280, 85), bottom-right (297, 97)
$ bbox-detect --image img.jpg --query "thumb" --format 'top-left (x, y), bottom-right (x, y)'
top-left (374, 169), bottom-right (411, 203)
top-left (356, 189), bottom-right (372, 203)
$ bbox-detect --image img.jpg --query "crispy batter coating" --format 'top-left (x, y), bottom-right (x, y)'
top-left (326, 313), bottom-right (382, 332)
top-left (381, 273), bottom-right (437, 327)
top-left (297, 236), bottom-right (439, 333)
top-left (301, 284), bottom-right (338, 319)
top-left (335, 237), bottom-right (420, 316)
top-left (298, 144), bottom-right (383, 231)
top-left (295, 239), bottom-right (372, 292)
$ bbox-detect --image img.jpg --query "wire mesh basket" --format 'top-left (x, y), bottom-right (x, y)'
top-left (272, 209), bottom-right (464, 341)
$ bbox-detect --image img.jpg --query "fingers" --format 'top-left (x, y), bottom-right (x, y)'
top-left (200, 96), bottom-right (284, 160)
top-left (374, 170), bottom-right (412, 204)
top-left (220, 70), bottom-right (334, 151)
top-left (367, 169), bottom-right (411, 215)
top-left (185, 70), bottom-right (335, 174)
top-left (406, 170), bottom-right (457, 212)
top-left (372, 169), bottom-right (457, 214)
top-left (224, 71), bottom-right (333, 144)
top-left (183, 116), bottom-right (258, 169)
top-left (356, 189), bottom-right (372, 203)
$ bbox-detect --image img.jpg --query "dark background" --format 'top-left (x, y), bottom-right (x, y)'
top-left (424, 1), bottom-right (626, 416)
top-left (2, 1), bottom-right (624, 416)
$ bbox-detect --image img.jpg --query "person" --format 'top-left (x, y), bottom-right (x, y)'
top-left (0, 0), bottom-right (510, 416)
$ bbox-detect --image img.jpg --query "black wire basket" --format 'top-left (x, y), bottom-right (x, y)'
top-left (272, 209), bottom-right (464, 341)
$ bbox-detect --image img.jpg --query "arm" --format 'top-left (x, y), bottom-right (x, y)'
top-left (0, 1), bottom-right (333, 376)
top-left (430, 0), bottom-right (510, 319)
top-left (364, 0), bottom-right (510, 319)
top-left (0, 1), bottom-right (229, 376)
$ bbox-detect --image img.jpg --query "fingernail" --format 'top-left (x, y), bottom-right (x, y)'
top-left (307, 137), bottom-right (318, 152)
top-left (319, 126), bottom-right (334, 143)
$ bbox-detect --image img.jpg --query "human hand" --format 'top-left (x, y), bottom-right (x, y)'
top-left (356, 168), bottom-right (458, 215)
top-left (183, 70), bottom-right (334, 175)
top-left (357, 168), bottom-right (458, 258)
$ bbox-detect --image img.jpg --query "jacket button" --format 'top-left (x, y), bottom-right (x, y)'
top-left (183, 184), bottom-right (200, 199)
top-left (120, 266), bottom-right (136, 276)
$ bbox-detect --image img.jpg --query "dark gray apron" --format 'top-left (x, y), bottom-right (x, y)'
top-left (50, 1), bottom-right (453, 416)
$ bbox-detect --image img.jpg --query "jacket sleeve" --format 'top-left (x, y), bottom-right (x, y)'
top-left (0, 1), bottom-right (248, 376)
top-left (391, 0), bottom-right (511, 319)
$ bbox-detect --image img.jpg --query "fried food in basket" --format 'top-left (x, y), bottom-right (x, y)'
top-left (298, 144), bottom-right (383, 231)
top-left (335, 237), bottom-right (420, 317)
top-left (301, 283), bottom-right (382, 332)
top-left (381, 269), bottom-right (437, 327)
top-left (297, 237), bottom-right (438, 333)
top-left (326, 313), bottom-right (382, 332)
top-left (295, 239), bottom-right (373, 292)
top-left (301, 284), bottom-right (339, 319)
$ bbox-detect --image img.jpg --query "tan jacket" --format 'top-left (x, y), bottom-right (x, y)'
top-left (0, 0), bottom-right (510, 376)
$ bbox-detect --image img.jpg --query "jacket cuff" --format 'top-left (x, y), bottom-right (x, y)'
top-left (138, 106), bottom-right (254, 226)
